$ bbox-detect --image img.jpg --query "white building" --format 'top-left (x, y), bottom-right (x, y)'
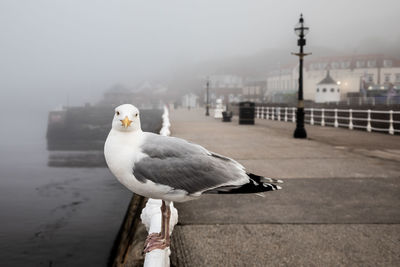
top-left (315, 70), bottom-right (340, 103)
top-left (181, 93), bottom-right (198, 108)
top-left (266, 54), bottom-right (400, 102)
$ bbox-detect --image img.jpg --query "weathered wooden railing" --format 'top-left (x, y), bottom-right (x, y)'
top-left (141, 106), bottom-right (178, 267)
top-left (255, 106), bottom-right (400, 135)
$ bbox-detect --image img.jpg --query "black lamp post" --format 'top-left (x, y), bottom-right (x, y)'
top-left (292, 14), bottom-right (311, 139)
top-left (205, 79), bottom-right (210, 116)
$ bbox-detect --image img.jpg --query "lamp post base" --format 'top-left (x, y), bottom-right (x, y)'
top-left (293, 108), bottom-right (307, 138)
top-left (293, 127), bottom-right (307, 138)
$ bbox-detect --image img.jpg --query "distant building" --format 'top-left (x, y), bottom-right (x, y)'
top-left (242, 79), bottom-right (266, 102)
top-left (266, 54), bottom-right (400, 102)
top-left (207, 75), bottom-right (243, 106)
top-left (181, 93), bottom-right (198, 108)
top-left (315, 70), bottom-right (340, 103)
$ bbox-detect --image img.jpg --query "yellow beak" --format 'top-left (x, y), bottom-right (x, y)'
top-left (120, 116), bottom-right (133, 128)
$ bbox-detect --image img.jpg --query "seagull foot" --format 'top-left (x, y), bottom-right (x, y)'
top-left (143, 237), bottom-right (170, 253)
top-left (145, 232), bottom-right (161, 242)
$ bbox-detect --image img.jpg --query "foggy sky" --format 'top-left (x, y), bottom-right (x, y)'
top-left (0, 0), bottom-right (399, 112)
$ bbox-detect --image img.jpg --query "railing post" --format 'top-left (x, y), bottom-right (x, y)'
top-left (292, 107), bottom-right (296, 123)
top-left (277, 107), bottom-right (281, 121)
top-left (349, 109), bottom-right (353, 130)
top-left (310, 108), bottom-right (314, 125)
top-left (334, 109), bottom-right (339, 128)
top-left (284, 107), bottom-right (288, 122)
top-left (321, 108), bottom-right (325, 126)
top-left (266, 107), bottom-right (269, 120)
top-left (367, 109), bottom-right (372, 132)
top-left (271, 107), bottom-right (275, 120)
top-left (389, 110), bottom-right (394, 135)
top-left (256, 106), bottom-right (259, 118)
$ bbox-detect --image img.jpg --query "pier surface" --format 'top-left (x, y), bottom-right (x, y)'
top-left (169, 108), bottom-right (400, 267)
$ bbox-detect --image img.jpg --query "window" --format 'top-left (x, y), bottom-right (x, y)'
top-left (330, 88), bottom-right (335, 92)
top-left (341, 61), bottom-right (351, 68)
top-left (384, 74), bottom-right (391, 83)
top-left (383, 60), bottom-right (393, 68)
top-left (322, 88), bottom-right (327, 92)
top-left (366, 74), bottom-right (374, 83)
top-left (331, 62), bottom-right (340, 69)
top-left (367, 60), bottom-right (376, 68)
top-left (356, 60), bottom-right (365, 68)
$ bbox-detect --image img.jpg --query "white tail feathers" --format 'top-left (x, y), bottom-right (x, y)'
top-left (261, 176), bottom-right (284, 184)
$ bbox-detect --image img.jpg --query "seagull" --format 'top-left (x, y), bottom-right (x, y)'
top-left (104, 104), bottom-right (283, 252)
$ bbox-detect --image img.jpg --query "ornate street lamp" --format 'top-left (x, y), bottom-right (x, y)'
top-left (205, 79), bottom-right (210, 116)
top-left (292, 14), bottom-right (311, 138)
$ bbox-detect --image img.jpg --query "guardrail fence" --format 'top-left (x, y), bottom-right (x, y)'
top-left (255, 106), bottom-right (400, 135)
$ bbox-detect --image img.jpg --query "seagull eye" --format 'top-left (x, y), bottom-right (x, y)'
top-left (135, 113), bottom-right (138, 117)
top-left (116, 111), bottom-right (120, 116)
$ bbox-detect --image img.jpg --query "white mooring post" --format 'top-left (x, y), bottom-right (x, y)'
top-left (389, 110), bottom-right (394, 135)
top-left (266, 107), bottom-right (269, 120)
top-left (310, 108), bottom-right (314, 125)
top-left (284, 107), bottom-right (288, 122)
top-left (367, 109), bottom-right (372, 132)
top-left (334, 109), bottom-right (339, 128)
top-left (141, 106), bottom-right (177, 267)
top-left (349, 109), bottom-right (354, 130)
top-left (261, 106), bottom-right (265, 119)
top-left (141, 199), bottom-right (178, 267)
top-left (292, 107), bottom-right (296, 123)
top-left (321, 108), bottom-right (325, 126)
top-left (271, 107), bottom-right (275, 120)
top-left (277, 107), bottom-right (281, 121)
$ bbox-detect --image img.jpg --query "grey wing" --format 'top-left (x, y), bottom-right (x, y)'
top-left (133, 133), bottom-right (249, 194)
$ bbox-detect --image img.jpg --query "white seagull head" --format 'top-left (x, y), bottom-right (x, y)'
top-left (112, 104), bottom-right (141, 132)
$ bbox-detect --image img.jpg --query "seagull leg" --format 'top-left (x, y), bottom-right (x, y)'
top-left (144, 200), bottom-right (171, 253)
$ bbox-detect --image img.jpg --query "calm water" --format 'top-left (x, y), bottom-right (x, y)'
top-left (0, 111), bottom-right (132, 266)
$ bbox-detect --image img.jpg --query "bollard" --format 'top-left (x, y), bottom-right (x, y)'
top-left (310, 108), bottom-right (314, 125)
top-left (266, 107), bottom-right (269, 120)
top-left (284, 107), bottom-right (288, 122)
top-left (334, 109), bottom-right (339, 128)
top-left (321, 108), bottom-right (325, 126)
top-left (261, 106), bottom-right (265, 119)
top-left (349, 109), bottom-right (353, 130)
top-left (292, 107), bottom-right (296, 123)
top-left (367, 109), bottom-right (372, 132)
top-left (389, 110), bottom-right (394, 135)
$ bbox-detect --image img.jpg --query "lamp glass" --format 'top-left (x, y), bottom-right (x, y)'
top-left (294, 22), bottom-right (309, 36)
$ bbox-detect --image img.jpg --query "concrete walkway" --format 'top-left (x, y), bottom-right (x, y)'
top-left (168, 108), bottom-right (400, 267)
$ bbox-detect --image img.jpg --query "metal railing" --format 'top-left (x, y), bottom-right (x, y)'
top-left (255, 106), bottom-right (400, 135)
